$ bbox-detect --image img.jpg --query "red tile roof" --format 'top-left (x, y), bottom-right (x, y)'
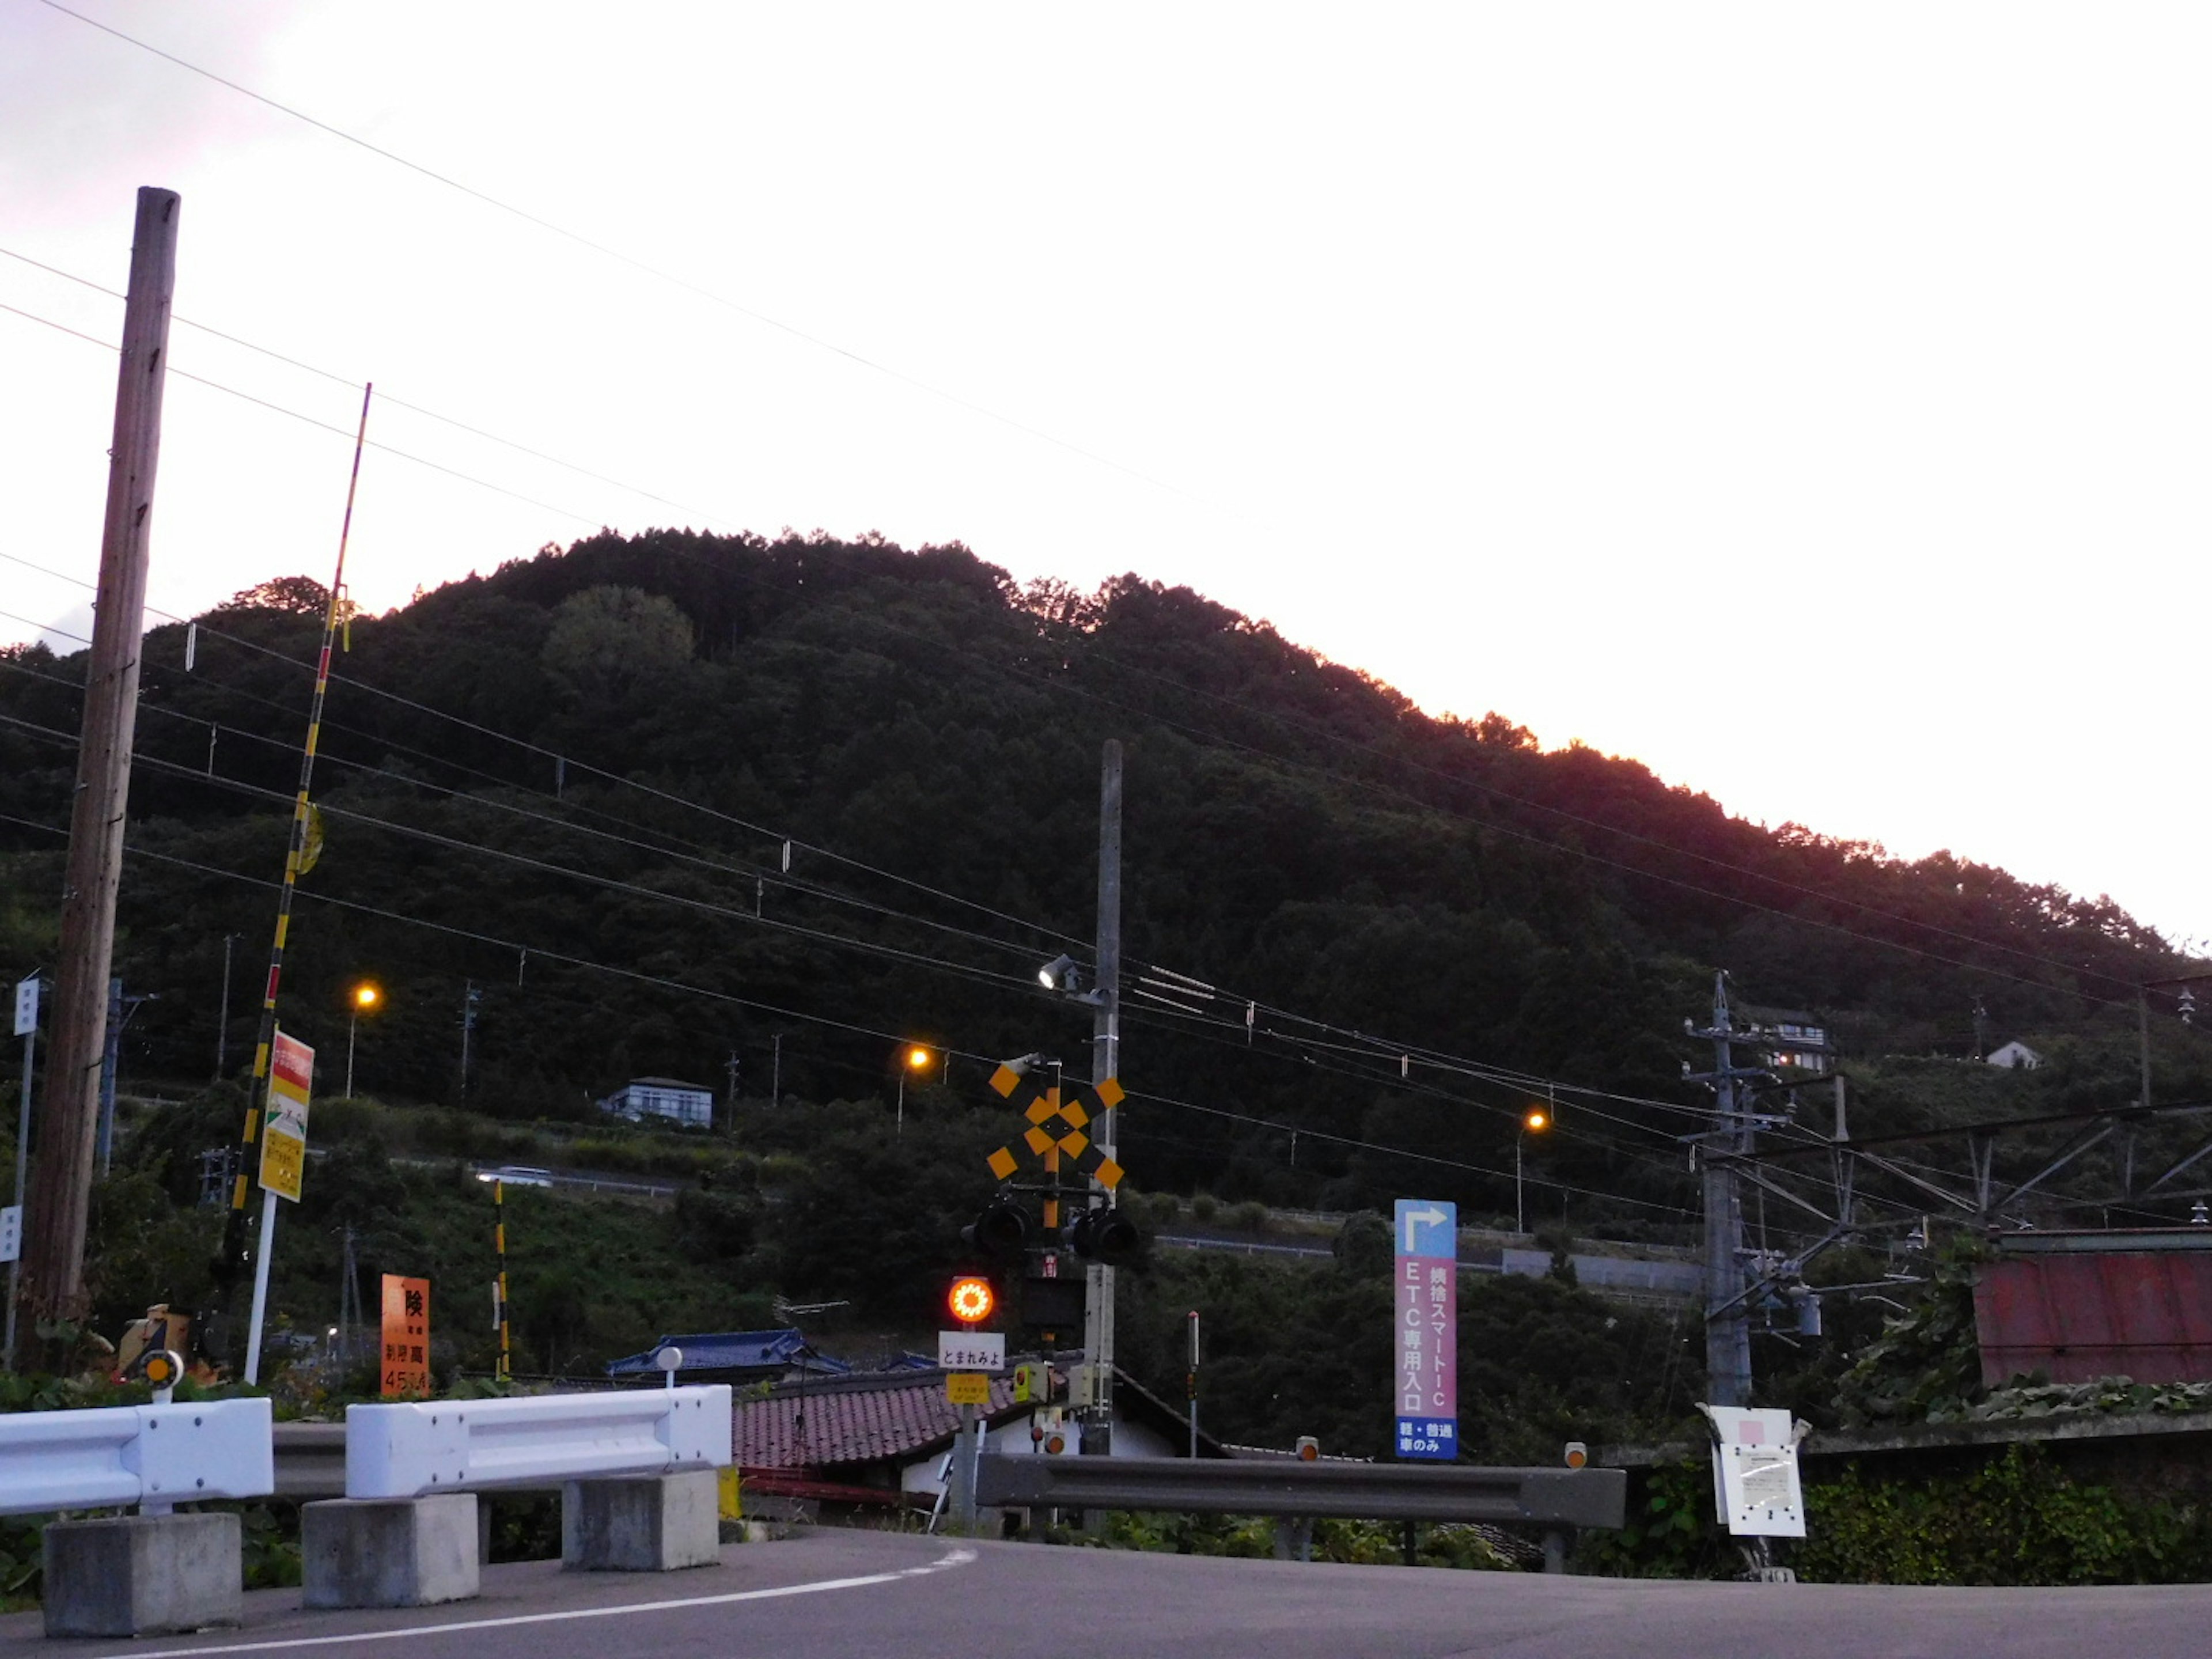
top-left (734, 1373), bottom-right (1025, 1470)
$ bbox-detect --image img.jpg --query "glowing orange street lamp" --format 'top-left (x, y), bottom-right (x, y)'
top-left (896, 1043), bottom-right (933, 1135)
top-left (346, 981), bottom-right (381, 1098)
top-left (1517, 1100), bottom-right (1552, 1237)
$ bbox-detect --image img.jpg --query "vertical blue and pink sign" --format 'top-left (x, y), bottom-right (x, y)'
top-left (1393, 1198), bottom-right (1458, 1460)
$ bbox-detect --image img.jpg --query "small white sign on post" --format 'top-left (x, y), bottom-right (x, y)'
top-left (0, 1205), bottom-right (19, 1264)
top-left (1701, 1405), bottom-right (1807, 1537)
top-left (11, 978), bottom-right (35, 1039)
top-left (938, 1330), bottom-right (1006, 1373)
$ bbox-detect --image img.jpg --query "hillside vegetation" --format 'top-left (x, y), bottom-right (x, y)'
top-left (1, 531), bottom-right (2199, 1230)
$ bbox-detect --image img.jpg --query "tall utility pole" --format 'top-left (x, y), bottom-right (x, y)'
top-left (215, 932), bottom-right (238, 1079)
top-left (459, 980), bottom-right (480, 1101)
top-left (1687, 971), bottom-right (1758, 1408)
top-left (1081, 740), bottom-right (1123, 1454)
top-left (21, 187), bottom-right (179, 1337)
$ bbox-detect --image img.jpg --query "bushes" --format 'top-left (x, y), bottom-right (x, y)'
top-left (1796, 1447), bottom-right (2212, 1586)
top-left (1590, 1447), bottom-right (2212, 1585)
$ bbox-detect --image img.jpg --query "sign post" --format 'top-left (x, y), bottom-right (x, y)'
top-left (4, 976), bottom-right (38, 1370)
top-left (244, 1031), bottom-right (313, 1383)
top-left (1392, 1198), bottom-right (1458, 1461)
top-left (381, 1274), bottom-right (431, 1396)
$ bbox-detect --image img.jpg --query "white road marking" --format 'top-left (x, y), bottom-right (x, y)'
top-left (103, 1547), bottom-right (978, 1659)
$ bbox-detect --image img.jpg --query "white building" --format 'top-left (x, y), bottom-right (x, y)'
top-left (1986, 1041), bottom-right (2044, 1071)
top-left (598, 1076), bottom-right (714, 1126)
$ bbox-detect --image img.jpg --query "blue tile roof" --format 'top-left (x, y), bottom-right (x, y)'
top-left (604, 1328), bottom-right (851, 1378)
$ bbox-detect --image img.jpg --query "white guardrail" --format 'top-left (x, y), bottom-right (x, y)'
top-left (0, 1398), bottom-right (274, 1517)
top-left (344, 1385), bottom-right (732, 1498)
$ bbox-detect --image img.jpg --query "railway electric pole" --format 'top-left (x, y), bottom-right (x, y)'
top-left (1687, 972), bottom-right (1763, 1408)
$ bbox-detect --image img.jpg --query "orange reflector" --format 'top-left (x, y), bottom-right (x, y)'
top-left (948, 1276), bottom-right (995, 1325)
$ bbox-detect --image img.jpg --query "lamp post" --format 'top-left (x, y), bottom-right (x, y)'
top-left (896, 1044), bottom-right (931, 1135)
top-left (1516, 1102), bottom-right (1551, 1236)
top-left (345, 982), bottom-right (380, 1099)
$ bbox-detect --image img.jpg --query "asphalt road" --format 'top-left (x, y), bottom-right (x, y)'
top-left (8, 1529), bottom-right (2212, 1659)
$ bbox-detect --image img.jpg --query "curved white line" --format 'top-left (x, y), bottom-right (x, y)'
top-left (106, 1547), bottom-right (978, 1659)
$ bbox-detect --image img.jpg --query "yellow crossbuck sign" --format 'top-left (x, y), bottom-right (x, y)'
top-left (985, 1066), bottom-right (1124, 1189)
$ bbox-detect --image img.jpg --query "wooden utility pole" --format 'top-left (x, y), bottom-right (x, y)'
top-left (20, 188), bottom-right (180, 1336)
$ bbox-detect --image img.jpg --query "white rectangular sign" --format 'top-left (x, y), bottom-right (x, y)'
top-left (0, 1205), bottom-right (19, 1264)
top-left (1702, 1405), bottom-right (1806, 1537)
top-left (12, 978), bottom-right (35, 1038)
top-left (938, 1330), bottom-right (1006, 1372)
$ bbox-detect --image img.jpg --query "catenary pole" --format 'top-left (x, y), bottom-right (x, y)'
top-left (210, 381), bottom-right (373, 1364)
top-left (1693, 972), bottom-right (1755, 1408)
top-left (1081, 739), bottom-right (1123, 1453)
top-left (20, 188), bottom-right (179, 1343)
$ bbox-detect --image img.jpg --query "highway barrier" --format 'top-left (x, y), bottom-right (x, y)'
top-left (975, 1454), bottom-right (1625, 1568)
top-left (0, 1396), bottom-right (274, 1516)
top-left (343, 1385), bottom-right (732, 1497)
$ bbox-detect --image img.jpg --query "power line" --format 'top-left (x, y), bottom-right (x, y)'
top-left (0, 805), bottom-right (1709, 1216)
top-left (2, 278), bottom-right (2169, 1006)
top-left (32, 0), bottom-right (1247, 528)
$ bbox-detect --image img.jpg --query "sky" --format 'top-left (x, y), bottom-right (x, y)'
top-left (2, 2), bottom-right (2206, 955)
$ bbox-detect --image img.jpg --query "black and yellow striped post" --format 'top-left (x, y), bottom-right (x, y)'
top-left (494, 1176), bottom-right (512, 1382)
top-left (210, 384), bottom-right (373, 1355)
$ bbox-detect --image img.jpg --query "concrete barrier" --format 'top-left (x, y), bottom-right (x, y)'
top-left (344, 1387), bottom-right (730, 1497)
top-left (0, 1397), bottom-right (272, 1637)
top-left (305, 1388), bottom-right (733, 1606)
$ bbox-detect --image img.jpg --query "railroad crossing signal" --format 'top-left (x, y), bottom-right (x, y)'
top-left (948, 1275), bottom-right (996, 1326)
top-left (984, 1066), bottom-right (1124, 1188)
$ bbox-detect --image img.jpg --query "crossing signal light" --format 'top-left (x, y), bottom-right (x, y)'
top-left (1063, 1205), bottom-right (1142, 1266)
top-left (962, 1198), bottom-right (1031, 1259)
top-left (948, 1275), bottom-right (995, 1325)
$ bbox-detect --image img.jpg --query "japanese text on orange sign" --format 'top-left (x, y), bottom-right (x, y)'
top-left (259, 1031), bottom-right (314, 1201)
top-left (381, 1274), bottom-right (430, 1397)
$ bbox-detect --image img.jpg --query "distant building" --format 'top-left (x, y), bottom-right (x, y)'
top-left (1986, 1041), bottom-right (2044, 1071)
top-left (598, 1075), bottom-right (714, 1126)
top-left (1744, 1007), bottom-right (1835, 1076)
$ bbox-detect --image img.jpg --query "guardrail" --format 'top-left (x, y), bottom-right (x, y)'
top-left (0, 1397), bottom-right (274, 1516)
top-left (344, 1385), bottom-right (731, 1498)
top-left (974, 1455), bottom-right (1625, 1552)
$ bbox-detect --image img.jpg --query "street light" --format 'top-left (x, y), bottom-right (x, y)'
top-left (896, 1043), bottom-right (932, 1135)
top-left (346, 982), bottom-right (380, 1099)
top-left (1516, 1103), bottom-right (1551, 1236)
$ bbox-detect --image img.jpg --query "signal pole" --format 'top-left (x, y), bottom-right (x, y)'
top-left (1687, 972), bottom-right (1758, 1407)
top-left (21, 188), bottom-right (179, 1340)
top-left (1081, 740), bottom-right (1123, 1453)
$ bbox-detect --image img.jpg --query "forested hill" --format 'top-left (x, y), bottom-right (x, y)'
top-left (0, 529), bottom-right (2193, 1227)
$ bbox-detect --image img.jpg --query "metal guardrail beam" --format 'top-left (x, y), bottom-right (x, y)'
top-left (0, 1399), bottom-right (274, 1517)
top-left (344, 1385), bottom-right (731, 1498)
top-left (974, 1455), bottom-right (1625, 1530)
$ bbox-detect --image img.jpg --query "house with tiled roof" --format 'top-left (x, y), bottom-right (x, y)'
top-left (733, 1363), bottom-right (1228, 1514)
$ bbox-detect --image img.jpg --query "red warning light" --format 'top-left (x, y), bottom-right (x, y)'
top-left (948, 1276), bottom-right (995, 1325)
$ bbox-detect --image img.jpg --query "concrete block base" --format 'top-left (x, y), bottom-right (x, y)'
top-left (302, 1494), bottom-right (480, 1608)
top-left (43, 1511), bottom-right (242, 1638)
top-left (563, 1471), bottom-right (720, 1571)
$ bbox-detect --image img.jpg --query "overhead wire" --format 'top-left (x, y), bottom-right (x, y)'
top-left (0, 288), bottom-right (2172, 1183)
top-left (0, 804), bottom-right (1691, 1207)
top-left (29, 1), bottom-right (1245, 526)
top-left (0, 279), bottom-right (2162, 1009)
